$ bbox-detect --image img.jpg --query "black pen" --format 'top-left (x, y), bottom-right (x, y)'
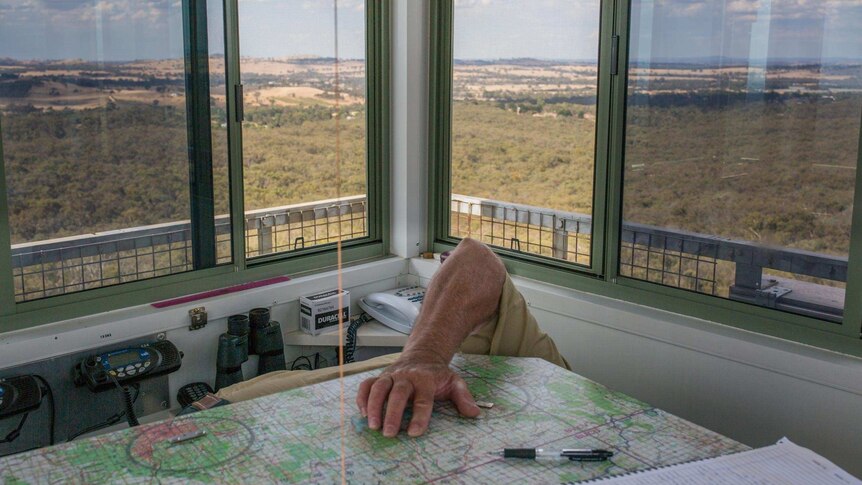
top-left (493, 448), bottom-right (614, 462)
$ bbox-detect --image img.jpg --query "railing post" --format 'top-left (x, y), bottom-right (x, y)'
top-left (259, 227), bottom-right (273, 255)
top-left (734, 263), bottom-right (763, 290)
top-left (553, 218), bottom-right (569, 260)
top-left (259, 216), bottom-right (274, 255)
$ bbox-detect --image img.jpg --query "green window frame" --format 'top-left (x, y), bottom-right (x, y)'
top-left (430, 0), bottom-right (613, 276)
top-left (428, 0), bottom-right (862, 356)
top-left (0, 0), bottom-right (391, 333)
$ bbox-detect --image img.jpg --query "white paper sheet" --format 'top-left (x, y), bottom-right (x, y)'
top-left (592, 438), bottom-right (861, 485)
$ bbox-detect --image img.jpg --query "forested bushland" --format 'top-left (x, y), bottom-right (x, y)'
top-left (624, 95), bottom-right (859, 257)
top-left (239, 104), bottom-right (366, 212)
top-left (451, 101), bottom-right (597, 215)
top-left (1, 101), bottom-right (366, 244)
top-left (3, 103), bottom-right (194, 244)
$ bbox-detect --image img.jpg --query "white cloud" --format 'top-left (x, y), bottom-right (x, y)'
top-left (455, 0), bottom-right (493, 8)
top-left (0, 0), bottom-right (177, 24)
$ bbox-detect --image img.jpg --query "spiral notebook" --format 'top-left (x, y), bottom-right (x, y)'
top-left (582, 438), bottom-right (861, 484)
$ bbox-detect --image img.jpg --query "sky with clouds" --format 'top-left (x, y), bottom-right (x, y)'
top-left (238, 0), bottom-right (365, 59)
top-left (0, 0), bottom-right (365, 61)
top-left (0, 0), bottom-right (859, 62)
top-left (455, 0), bottom-right (862, 61)
top-left (630, 0), bottom-right (862, 61)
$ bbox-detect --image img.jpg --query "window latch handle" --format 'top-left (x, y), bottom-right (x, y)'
top-left (235, 84), bottom-right (244, 123)
top-left (610, 35), bottom-right (620, 76)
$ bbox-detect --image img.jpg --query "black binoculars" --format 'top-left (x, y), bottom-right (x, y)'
top-left (214, 308), bottom-right (286, 391)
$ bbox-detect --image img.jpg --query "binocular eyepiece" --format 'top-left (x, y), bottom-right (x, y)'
top-left (214, 315), bottom-right (250, 391)
top-left (249, 308), bottom-right (287, 376)
top-left (214, 308), bottom-right (286, 391)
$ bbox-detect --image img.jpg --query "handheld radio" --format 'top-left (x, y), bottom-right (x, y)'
top-left (74, 340), bottom-right (182, 392)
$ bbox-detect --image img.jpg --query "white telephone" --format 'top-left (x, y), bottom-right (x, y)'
top-left (358, 286), bottom-right (426, 334)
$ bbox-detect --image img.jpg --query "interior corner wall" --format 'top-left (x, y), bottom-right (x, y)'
top-left (389, 0), bottom-right (429, 258)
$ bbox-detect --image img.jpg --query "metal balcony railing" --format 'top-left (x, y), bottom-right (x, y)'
top-left (11, 193), bottom-right (847, 322)
top-left (450, 194), bottom-right (847, 322)
top-left (11, 196), bottom-right (367, 302)
top-left (450, 194), bottom-right (594, 265)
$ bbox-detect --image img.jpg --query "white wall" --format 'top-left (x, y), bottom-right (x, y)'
top-left (411, 258), bottom-right (862, 478)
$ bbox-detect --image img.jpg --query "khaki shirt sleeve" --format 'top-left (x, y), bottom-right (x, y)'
top-left (216, 353), bottom-right (400, 402)
top-left (460, 274), bottom-right (571, 370)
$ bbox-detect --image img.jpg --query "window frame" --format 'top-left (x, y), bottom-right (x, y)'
top-left (427, 0), bottom-right (862, 355)
top-left (0, 0), bottom-right (391, 333)
top-left (429, 0), bottom-right (613, 277)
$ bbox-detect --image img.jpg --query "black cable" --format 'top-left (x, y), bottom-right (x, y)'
top-left (66, 384), bottom-right (140, 441)
top-left (31, 375), bottom-right (55, 446)
top-left (344, 313), bottom-right (371, 364)
top-left (109, 375), bottom-right (139, 428)
top-left (10, 443), bottom-right (44, 455)
top-left (290, 355), bottom-right (313, 370)
top-left (120, 385), bottom-right (139, 427)
top-left (66, 415), bottom-right (123, 442)
top-left (0, 413), bottom-right (29, 444)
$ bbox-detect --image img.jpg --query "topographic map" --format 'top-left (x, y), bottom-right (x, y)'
top-left (0, 355), bottom-right (747, 484)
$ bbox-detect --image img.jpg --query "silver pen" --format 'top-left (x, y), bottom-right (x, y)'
top-left (167, 429), bottom-right (207, 445)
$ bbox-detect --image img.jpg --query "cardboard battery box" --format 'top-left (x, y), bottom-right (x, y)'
top-left (300, 289), bottom-right (350, 336)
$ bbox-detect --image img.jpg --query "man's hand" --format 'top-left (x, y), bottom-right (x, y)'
top-left (354, 239), bottom-right (505, 438)
top-left (355, 351), bottom-right (481, 437)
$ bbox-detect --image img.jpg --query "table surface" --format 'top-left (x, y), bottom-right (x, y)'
top-left (0, 355), bottom-right (748, 484)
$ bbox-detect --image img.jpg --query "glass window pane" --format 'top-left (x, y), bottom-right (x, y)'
top-left (0, 0), bottom-right (229, 301)
top-left (449, 0), bottom-right (601, 266)
top-left (622, 0), bottom-right (862, 323)
top-left (239, 0), bottom-right (368, 259)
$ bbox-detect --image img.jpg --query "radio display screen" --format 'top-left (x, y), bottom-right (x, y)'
top-left (107, 351), bottom-right (140, 368)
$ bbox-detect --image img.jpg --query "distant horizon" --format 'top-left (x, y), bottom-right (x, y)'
top-left (3, 55), bottom-right (862, 68)
top-left (0, 55), bottom-right (366, 63)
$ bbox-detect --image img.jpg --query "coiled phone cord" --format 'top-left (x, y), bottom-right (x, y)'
top-left (344, 313), bottom-right (372, 364)
top-left (110, 375), bottom-right (139, 428)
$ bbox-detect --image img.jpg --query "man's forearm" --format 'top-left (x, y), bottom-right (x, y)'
top-left (401, 238), bottom-right (506, 364)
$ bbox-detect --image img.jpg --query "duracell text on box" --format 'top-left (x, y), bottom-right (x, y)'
top-left (299, 289), bottom-right (350, 336)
